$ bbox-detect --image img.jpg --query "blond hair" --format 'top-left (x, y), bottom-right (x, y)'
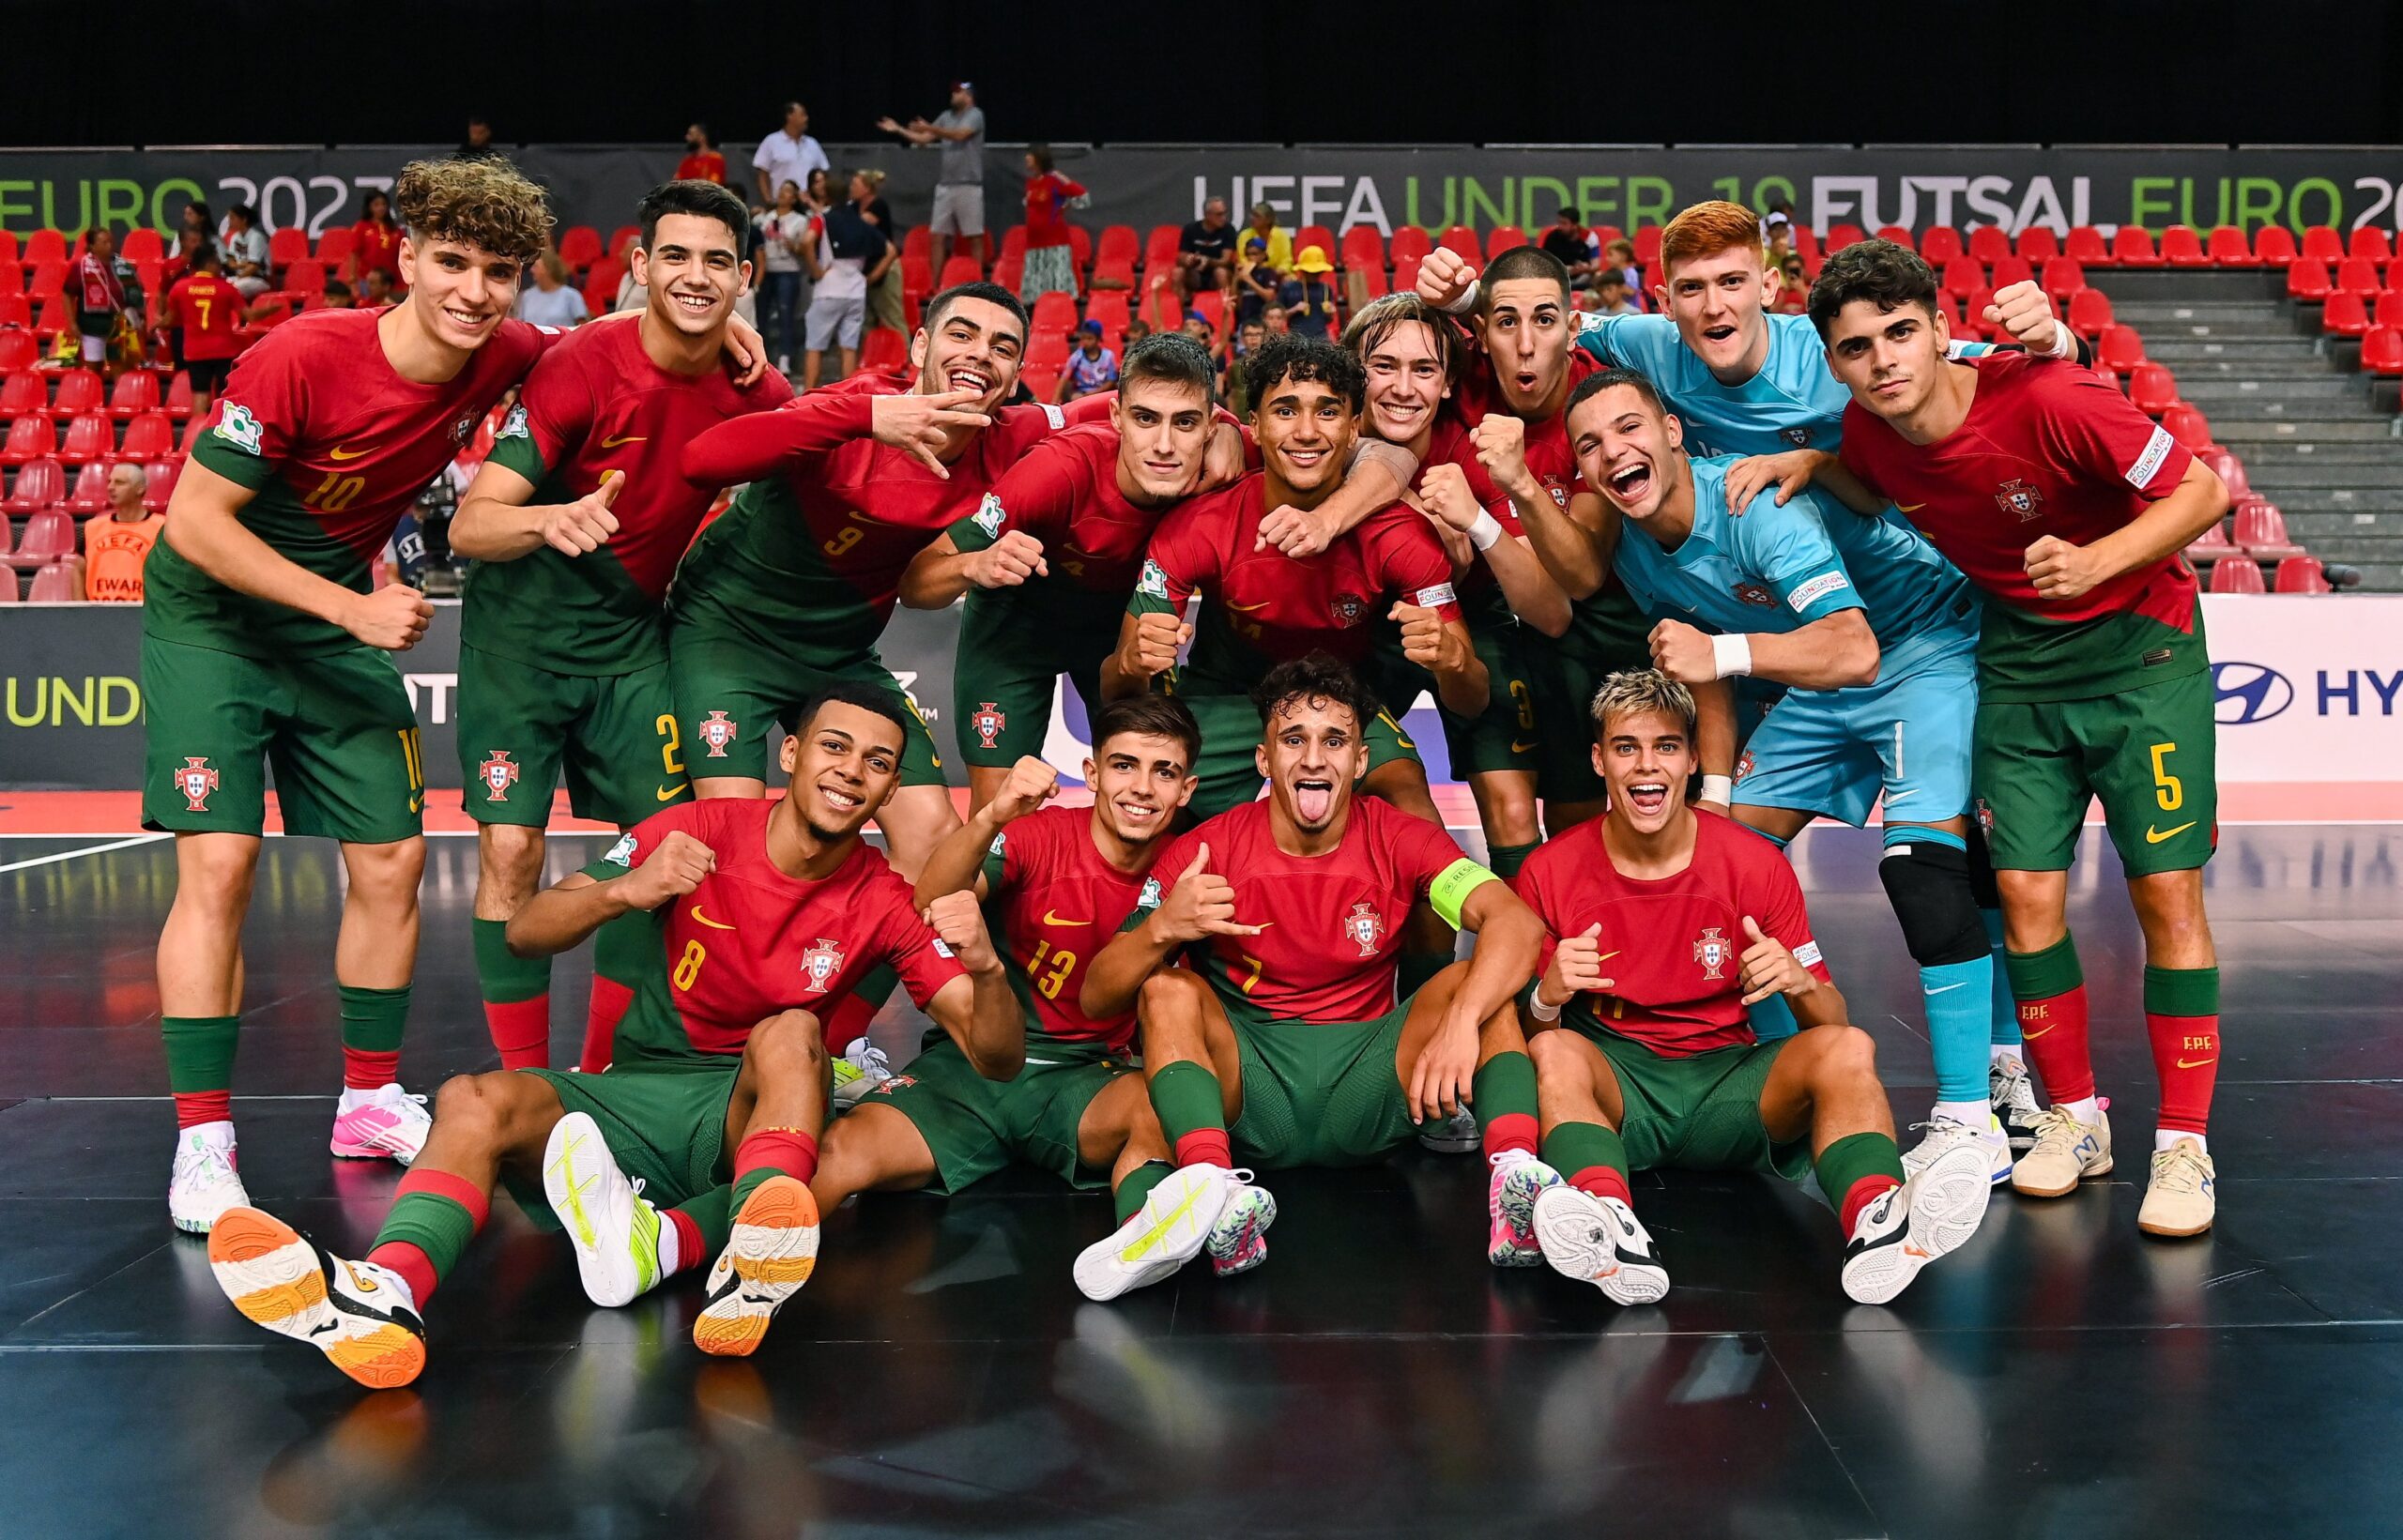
top-left (394, 158), bottom-right (553, 264)
top-left (1589, 669), bottom-right (1697, 739)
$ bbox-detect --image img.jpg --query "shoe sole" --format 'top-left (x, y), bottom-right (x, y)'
top-left (171, 1187), bottom-right (247, 1235)
top-left (207, 1208), bottom-right (424, 1388)
top-left (1843, 1144), bottom-right (1994, 1305)
top-left (2010, 1152), bottom-right (2113, 1198)
top-left (1206, 1187), bottom-right (1277, 1278)
top-left (1074, 1167), bottom-right (1228, 1302)
top-left (543, 1112), bottom-right (651, 1307)
top-left (694, 1176), bottom-right (821, 1357)
top-left (1532, 1189), bottom-right (1670, 1306)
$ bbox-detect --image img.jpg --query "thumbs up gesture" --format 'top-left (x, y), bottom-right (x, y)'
top-left (542, 468), bottom-right (624, 556)
top-left (1148, 843), bottom-right (1264, 945)
top-left (1536, 922), bottom-right (1615, 1012)
top-left (1737, 914), bottom-right (1813, 1005)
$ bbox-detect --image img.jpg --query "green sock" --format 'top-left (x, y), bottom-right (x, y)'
top-left (1814, 1130), bottom-right (1906, 1210)
top-left (670, 1187), bottom-right (732, 1258)
top-left (2004, 932), bottom-right (2083, 1001)
top-left (1114, 1160), bottom-right (1173, 1223)
top-left (1149, 1060), bottom-right (1227, 1142)
top-left (1471, 1051), bottom-right (1538, 1153)
top-left (592, 909), bottom-right (653, 989)
top-left (1541, 1121), bottom-right (1630, 1184)
top-left (2143, 964), bottom-right (2220, 1016)
top-left (471, 916), bottom-right (549, 1003)
top-left (372, 1190), bottom-right (478, 1278)
top-left (161, 1014), bottom-right (239, 1093)
top-left (1487, 841), bottom-right (1538, 881)
top-left (338, 983), bottom-right (410, 1053)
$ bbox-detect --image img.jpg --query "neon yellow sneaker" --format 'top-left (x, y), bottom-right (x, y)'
top-left (1073, 1165), bottom-right (1234, 1301)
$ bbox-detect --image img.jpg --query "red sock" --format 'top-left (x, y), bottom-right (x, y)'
top-left (822, 991), bottom-right (877, 1049)
top-left (1568, 1164), bottom-right (1632, 1206)
top-left (2147, 1012), bottom-right (2220, 1135)
top-left (2015, 984), bottom-right (2095, 1104)
top-left (1482, 1112), bottom-right (1539, 1161)
top-left (735, 1127), bottom-right (820, 1186)
top-left (580, 977), bottom-right (633, 1074)
top-left (482, 996), bottom-right (550, 1071)
top-left (175, 1090), bottom-right (232, 1129)
top-left (1173, 1128), bottom-right (1234, 1169)
top-left (1840, 1174), bottom-right (1904, 1234)
top-left (664, 1207), bottom-right (705, 1276)
top-left (343, 1047), bottom-right (401, 1091)
top-left (366, 1241), bottom-right (440, 1306)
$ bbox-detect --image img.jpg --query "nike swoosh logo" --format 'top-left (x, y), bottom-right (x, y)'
top-left (327, 445), bottom-right (370, 462)
top-left (602, 434), bottom-right (648, 448)
top-left (1225, 600), bottom-right (1272, 613)
top-left (1923, 982), bottom-right (1968, 996)
top-left (1510, 739), bottom-right (1539, 754)
top-left (2176, 1057), bottom-right (2217, 1070)
top-left (2023, 1025), bottom-right (2054, 1039)
top-left (656, 784), bottom-right (684, 802)
top-left (2147, 822), bottom-right (2196, 844)
top-left (1042, 911), bottom-right (1089, 927)
top-left (1596, 950), bottom-right (1621, 962)
top-left (1119, 1183), bottom-right (1209, 1262)
top-left (690, 905), bottom-right (735, 931)
top-left (1895, 502), bottom-right (1925, 512)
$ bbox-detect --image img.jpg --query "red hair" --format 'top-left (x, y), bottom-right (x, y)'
top-left (1658, 200), bottom-right (1765, 276)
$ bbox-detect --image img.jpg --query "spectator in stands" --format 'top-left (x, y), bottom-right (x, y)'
top-left (82, 465), bottom-right (165, 603)
top-left (1235, 235), bottom-right (1281, 327)
top-left (756, 180), bottom-right (811, 372)
top-left (1181, 310), bottom-right (1213, 344)
top-left (1770, 252), bottom-right (1809, 315)
top-left (802, 179), bottom-right (893, 387)
top-left (1278, 245), bottom-right (1339, 338)
top-left (1221, 317), bottom-right (1267, 416)
top-left (72, 228), bottom-right (131, 368)
top-left (458, 115), bottom-right (502, 160)
top-left (879, 81), bottom-right (986, 279)
top-left (1059, 320), bottom-right (1119, 402)
top-left (1245, 203), bottom-right (1294, 275)
top-left (802, 166), bottom-right (836, 214)
top-left (177, 201), bottom-right (217, 263)
top-left (1602, 236), bottom-right (1644, 309)
top-left (165, 245), bottom-right (246, 418)
top-left (517, 252), bottom-right (590, 328)
top-left (1173, 197), bottom-right (1239, 301)
top-left (677, 123), bottom-right (727, 185)
top-left (1765, 218), bottom-right (1794, 271)
top-left (1542, 206), bottom-right (1600, 287)
top-left (350, 190), bottom-right (403, 288)
top-left (1589, 269), bottom-right (1639, 315)
top-left (319, 280), bottom-right (355, 309)
top-left (852, 169), bottom-right (908, 340)
top-left (1263, 303), bottom-right (1290, 336)
top-left (220, 205), bottom-right (269, 297)
top-left (755, 101), bottom-right (831, 209)
top-left (360, 267), bottom-right (397, 309)
top-left (1761, 197), bottom-right (1797, 239)
top-left (1019, 145), bottom-right (1088, 305)
top-left (1123, 317), bottom-right (1153, 348)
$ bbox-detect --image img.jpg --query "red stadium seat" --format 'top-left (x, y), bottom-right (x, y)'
top-left (1920, 226), bottom-right (1964, 264)
top-left (63, 460), bottom-right (109, 514)
top-left (22, 229), bottom-right (63, 267)
top-left (118, 411), bottom-right (171, 462)
top-left (2206, 450), bottom-right (2254, 498)
top-left (2017, 225), bottom-right (2061, 263)
top-left (0, 333), bottom-right (32, 375)
top-left (2183, 517), bottom-right (2233, 563)
top-left (991, 254), bottom-right (1022, 294)
top-left (0, 230), bottom-right (15, 267)
top-left (1340, 225), bottom-right (1385, 273)
top-left (1630, 224), bottom-right (1661, 267)
top-left (998, 226), bottom-right (1029, 261)
top-left (1958, 287), bottom-right (1997, 339)
top-left (2208, 554), bottom-right (2265, 593)
top-left (1020, 365), bottom-right (1059, 404)
top-left (2041, 257), bottom-right (2087, 302)
top-left (283, 260), bottom-right (326, 297)
top-left (3, 455), bottom-right (63, 514)
top-left (1827, 222), bottom-right (1868, 252)
top-left (1439, 226), bottom-right (1481, 266)
top-left (25, 263), bottom-right (65, 303)
top-left (1939, 257), bottom-right (1982, 299)
top-left (2053, 226), bottom-right (2099, 265)
top-left (2129, 362), bottom-right (2181, 416)
top-left (1085, 290), bottom-right (1130, 334)
top-left (1352, 265), bottom-right (1387, 298)
top-left (48, 369), bottom-right (101, 419)
top-left (2336, 258), bottom-right (2382, 298)
top-left (0, 520), bottom-right (12, 574)
top-left (607, 226), bottom-right (641, 263)
top-left (2300, 225), bottom-right (2344, 264)
top-left (2206, 225), bottom-right (2253, 266)
top-left (1142, 224), bottom-right (1182, 273)
top-left (164, 371), bottom-right (193, 419)
top-left (0, 264), bottom-right (18, 297)
top-left (1089, 253), bottom-right (1135, 290)
top-left (1874, 224), bottom-right (1913, 252)
top-left (1485, 225), bottom-right (1527, 259)
top-left (938, 255), bottom-right (982, 289)
top-left (2364, 325), bottom-right (2403, 376)
top-left (7, 509), bottom-right (72, 569)
top-left (268, 227), bottom-right (309, 270)
top-left (2111, 227), bottom-right (2162, 267)
top-left (142, 457), bottom-right (179, 511)
top-left (2379, 292), bottom-right (2403, 329)
top-left (2235, 501), bottom-right (2301, 558)
top-left (1066, 225), bottom-right (1092, 272)
top-left (2163, 404), bottom-right (2217, 452)
top-left (2274, 556), bottom-right (2333, 593)
top-left (0, 291), bottom-right (24, 328)
top-left (1297, 225), bottom-right (1337, 264)
top-left (1095, 224), bottom-right (1137, 267)
top-left (32, 297), bottom-right (72, 343)
top-left (0, 419), bottom-right (56, 468)
top-left (119, 228), bottom-right (162, 265)
top-left (2351, 228), bottom-right (2394, 265)
top-left (901, 225), bottom-right (932, 264)
top-left (857, 328), bottom-right (908, 373)
top-left (900, 254), bottom-right (934, 303)
top-left (1592, 224), bottom-right (1627, 253)
top-left (1030, 290), bottom-right (1078, 338)
top-left (1392, 253), bottom-right (1422, 293)
top-left (2067, 286), bottom-right (2115, 337)
top-left (1967, 226), bottom-right (2012, 265)
top-left (315, 227), bottom-right (356, 268)
top-left (557, 226), bottom-right (604, 271)
top-left (2287, 260), bottom-right (2331, 301)
top-left (2162, 226), bottom-right (2210, 267)
top-left (1988, 254), bottom-right (2034, 290)
top-left (2322, 291), bottom-right (2371, 338)
top-left (105, 371), bottom-right (158, 419)
top-left (2252, 225), bottom-right (2299, 265)
top-left (0, 373), bottom-right (42, 418)
top-left (26, 559), bottom-right (81, 602)
top-left (58, 414), bottom-right (113, 466)
top-left (1193, 289), bottom-right (1228, 340)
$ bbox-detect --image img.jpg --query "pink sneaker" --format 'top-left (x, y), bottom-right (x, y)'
top-left (329, 1084), bottom-right (432, 1163)
top-left (1488, 1150), bottom-right (1561, 1267)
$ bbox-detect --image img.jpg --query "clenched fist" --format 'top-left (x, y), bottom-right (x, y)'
top-left (988, 755), bottom-right (1061, 822)
top-left (340, 584), bottom-right (434, 651)
top-left (623, 830), bottom-right (716, 909)
top-left (924, 889), bottom-right (1002, 972)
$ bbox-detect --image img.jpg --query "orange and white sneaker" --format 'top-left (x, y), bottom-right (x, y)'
top-left (693, 1177), bottom-right (821, 1357)
top-left (207, 1207), bottom-right (426, 1387)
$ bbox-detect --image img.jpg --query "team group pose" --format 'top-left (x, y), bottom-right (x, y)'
top-left (163, 164), bottom-right (2227, 1388)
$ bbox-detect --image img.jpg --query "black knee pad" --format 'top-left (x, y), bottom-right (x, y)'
top-left (1877, 839), bottom-right (1989, 966)
top-left (1964, 820), bottom-right (2001, 910)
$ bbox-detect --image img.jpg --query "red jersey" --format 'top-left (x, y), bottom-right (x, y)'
top-left (350, 220), bottom-right (403, 280)
top-left (675, 150), bottom-right (728, 186)
top-left (465, 317), bottom-right (792, 673)
top-left (1023, 172), bottom-right (1087, 249)
top-left (1130, 470), bottom-right (1462, 692)
top-left (157, 306), bottom-right (559, 656)
top-left (952, 421), bottom-right (1163, 596)
top-left (593, 798), bottom-right (966, 1066)
top-left (1130, 796), bottom-right (1469, 1023)
top-left (167, 273), bottom-right (245, 361)
top-left (1512, 811), bottom-right (1829, 1058)
top-left (983, 803), bottom-right (1157, 1050)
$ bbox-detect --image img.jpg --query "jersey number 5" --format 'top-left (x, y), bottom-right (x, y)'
top-left (2148, 741), bottom-right (2183, 813)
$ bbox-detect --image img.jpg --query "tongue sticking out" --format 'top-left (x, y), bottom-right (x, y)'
top-left (1295, 783), bottom-right (1335, 825)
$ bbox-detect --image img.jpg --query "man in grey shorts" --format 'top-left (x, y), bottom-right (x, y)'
top-left (880, 82), bottom-right (987, 275)
top-left (804, 190), bottom-right (894, 387)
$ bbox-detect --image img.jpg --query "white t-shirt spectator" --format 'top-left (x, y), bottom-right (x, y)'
top-left (221, 224), bottom-right (270, 296)
top-left (757, 210), bottom-right (810, 274)
top-left (519, 283), bottom-right (589, 328)
top-left (754, 130), bottom-right (830, 203)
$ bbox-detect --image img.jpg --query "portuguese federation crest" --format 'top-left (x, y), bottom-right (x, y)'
top-left (699, 710), bottom-right (739, 757)
top-left (972, 702), bottom-right (1006, 750)
top-left (176, 756), bottom-right (221, 813)
top-left (1344, 901), bottom-right (1385, 957)
top-left (800, 938), bottom-right (847, 995)
top-left (480, 750), bottom-right (520, 801)
top-left (1692, 924), bottom-right (1732, 981)
top-left (1995, 479), bottom-right (2043, 521)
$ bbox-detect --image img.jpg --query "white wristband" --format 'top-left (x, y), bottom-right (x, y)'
top-left (1442, 278), bottom-right (1480, 315)
top-left (1710, 633), bottom-right (1754, 679)
top-left (1700, 774), bottom-right (1735, 805)
top-left (2044, 318), bottom-right (2078, 359)
top-left (1528, 989), bottom-right (1564, 1022)
top-left (1466, 511), bottom-right (1505, 552)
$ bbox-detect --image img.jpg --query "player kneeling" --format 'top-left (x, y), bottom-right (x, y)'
top-left (1074, 654), bottom-right (1549, 1298)
top-left (1518, 671), bottom-right (1992, 1306)
top-left (204, 688), bottom-right (1026, 1384)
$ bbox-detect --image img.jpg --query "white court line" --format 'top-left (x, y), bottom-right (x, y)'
top-left (0, 832), bottom-right (170, 874)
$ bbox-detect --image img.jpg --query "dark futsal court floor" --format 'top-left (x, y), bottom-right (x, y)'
top-left (3, 824), bottom-right (2399, 1539)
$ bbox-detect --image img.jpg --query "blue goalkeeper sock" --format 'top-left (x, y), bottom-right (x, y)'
top-left (1981, 908), bottom-right (2020, 1048)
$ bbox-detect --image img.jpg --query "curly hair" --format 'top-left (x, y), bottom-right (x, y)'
top-left (1251, 652), bottom-right (1383, 735)
top-left (1246, 332), bottom-right (1366, 414)
top-left (393, 158), bottom-right (552, 263)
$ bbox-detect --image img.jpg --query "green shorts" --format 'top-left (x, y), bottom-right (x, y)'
top-left (139, 633), bottom-right (422, 843)
top-left (1376, 620), bottom-right (1543, 782)
top-left (1580, 1027), bottom-right (1812, 1182)
top-left (1226, 993), bottom-right (1419, 1169)
top-left (870, 1033), bottom-right (1126, 1193)
top-left (1972, 666), bottom-right (2216, 877)
top-left (456, 645), bottom-right (689, 828)
top-left (1179, 692), bottom-right (1423, 820)
top-left (666, 625), bottom-right (945, 787)
top-left (952, 587), bottom-right (1121, 770)
top-left (508, 1063), bottom-right (737, 1228)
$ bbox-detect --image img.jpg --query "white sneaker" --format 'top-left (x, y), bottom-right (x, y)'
top-left (1073, 1165), bottom-right (1233, 1301)
top-left (1903, 1110), bottom-right (2013, 1186)
top-left (1204, 1181), bottom-right (1278, 1277)
top-left (543, 1111), bottom-right (666, 1306)
top-left (1532, 1185), bottom-right (1670, 1305)
top-left (2012, 1104), bottom-right (2113, 1197)
top-left (831, 1037), bottom-right (894, 1108)
top-left (2137, 1136), bottom-right (2216, 1238)
top-left (1989, 1054), bottom-right (2043, 1152)
top-left (1487, 1149), bottom-right (1562, 1267)
top-left (1841, 1141), bottom-right (1993, 1304)
top-left (208, 1206), bottom-right (426, 1387)
top-left (169, 1121), bottom-right (249, 1234)
top-left (329, 1083), bottom-right (433, 1164)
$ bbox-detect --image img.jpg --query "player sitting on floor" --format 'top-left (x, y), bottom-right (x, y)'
top-left (1517, 669), bottom-right (1994, 1306)
top-left (1074, 654), bottom-right (1548, 1298)
top-left (203, 687), bottom-right (1026, 1385)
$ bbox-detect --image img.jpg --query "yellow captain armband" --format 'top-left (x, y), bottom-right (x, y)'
top-left (1429, 858), bottom-right (1500, 929)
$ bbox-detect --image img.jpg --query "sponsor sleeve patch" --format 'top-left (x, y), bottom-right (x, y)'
top-left (603, 831), bottom-right (637, 868)
top-left (987, 831), bottom-right (1007, 856)
top-left (2124, 423), bottom-right (2175, 491)
top-left (1137, 558), bottom-right (1171, 600)
top-left (972, 493), bottom-right (1006, 537)
top-left (1428, 857), bottom-right (1499, 929)
top-left (1786, 571), bottom-right (1852, 612)
top-left (930, 937), bottom-right (957, 959)
top-left (212, 403), bottom-right (264, 454)
top-left (1792, 939), bottom-right (1823, 968)
top-left (497, 404), bottom-right (530, 440)
top-left (1040, 404), bottom-right (1066, 430)
top-left (1413, 583), bottom-right (1457, 609)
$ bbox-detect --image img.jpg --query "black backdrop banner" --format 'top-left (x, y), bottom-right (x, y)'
top-left (8, 145), bottom-right (2403, 244)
